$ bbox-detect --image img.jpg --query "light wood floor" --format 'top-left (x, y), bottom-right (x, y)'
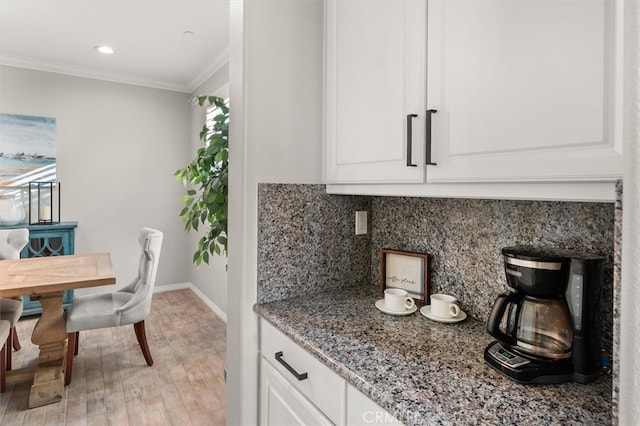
top-left (0, 289), bottom-right (226, 426)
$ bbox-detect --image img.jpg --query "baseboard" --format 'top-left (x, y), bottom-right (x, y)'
top-left (154, 282), bottom-right (191, 292)
top-left (154, 282), bottom-right (227, 323)
top-left (187, 284), bottom-right (228, 323)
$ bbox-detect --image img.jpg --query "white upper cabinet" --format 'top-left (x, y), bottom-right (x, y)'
top-left (324, 0), bottom-right (623, 198)
top-left (324, 0), bottom-right (427, 183)
top-left (426, 0), bottom-right (623, 183)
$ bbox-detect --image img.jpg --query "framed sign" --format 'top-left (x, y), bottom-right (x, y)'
top-left (380, 248), bottom-right (429, 306)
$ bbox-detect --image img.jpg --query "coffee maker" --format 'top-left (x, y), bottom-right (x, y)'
top-left (484, 245), bottom-right (604, 384)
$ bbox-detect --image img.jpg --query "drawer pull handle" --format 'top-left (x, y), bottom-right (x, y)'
top-left (275, 351), bottom-right (308, 381)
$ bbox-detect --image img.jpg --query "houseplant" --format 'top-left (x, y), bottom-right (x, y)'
top-left (175, 95), bottom-right (228, 265)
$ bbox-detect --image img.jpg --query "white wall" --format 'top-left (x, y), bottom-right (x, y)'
top-left (227, 1), bottom-right (324, 424)
top-left (0, 65), bottom-right (192, 291)
top-left (619, 2), bottom-right (640, 424)
top-left (187, 62), bottom-right (230, 318)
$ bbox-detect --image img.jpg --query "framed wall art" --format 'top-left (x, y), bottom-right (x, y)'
top-left (0, 113), bottom-right (57, 185)
top-left (380, 248), bottom-right (429, 306)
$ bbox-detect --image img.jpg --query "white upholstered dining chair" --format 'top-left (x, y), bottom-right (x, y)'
top-left (64, 227), bottom-right (163, 385)
top-left (0, 228), bottom-right (29, 372)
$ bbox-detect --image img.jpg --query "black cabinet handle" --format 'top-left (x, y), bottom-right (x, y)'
top-left (426, 109), bottom-right (437, 165)
top-left (406, 114), bottom-right (418, 167)
top-left (275, 351), bottom-right (308, 381)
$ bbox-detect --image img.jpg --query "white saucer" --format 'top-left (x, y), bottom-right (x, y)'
top-left (375, 299), bottom-right (417, 316)
top-left (420, 305), bottom-right (467, 323)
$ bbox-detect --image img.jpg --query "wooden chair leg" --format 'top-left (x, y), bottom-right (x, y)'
top-left (0, 342), bottom-right (6, 393)
top-left (64, 332), bottom-right (76, 386)
top-left (5, 332), bottom-right (11, 372)
top-left (133, 321), bottom-right (153, 366)
top-left (11, 328), bottom-right (21, 352)
top-left (74, 331), bottom-right (79, 356)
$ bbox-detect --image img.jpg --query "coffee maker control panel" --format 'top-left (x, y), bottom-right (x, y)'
top-left (487, 342), bottom-right (530, 368)
top-left (566, 274), bottom-right (584, 331)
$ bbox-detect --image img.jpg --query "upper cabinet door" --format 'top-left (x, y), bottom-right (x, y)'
top-left (426, 0), bottom-right (623, 183)
top-left (324, 0), bottom-right (427, 183)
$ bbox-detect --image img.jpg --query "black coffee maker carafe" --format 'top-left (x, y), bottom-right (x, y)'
top-left (484, 246), bottom-right (604, 384)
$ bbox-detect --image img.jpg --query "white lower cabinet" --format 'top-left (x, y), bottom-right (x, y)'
top-left (259, 320), bottom-right (405, 426)
top-left (260, 357), bottom-right (334, 426)
top-left (260, 320), bottom-right (346, 425)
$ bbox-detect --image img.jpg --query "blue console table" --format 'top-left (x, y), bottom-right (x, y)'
top-left (0, 221), bottom-right (78, 316)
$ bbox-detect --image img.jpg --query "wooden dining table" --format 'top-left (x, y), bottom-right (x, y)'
top-left (0, 252), bottom-right (115, 408)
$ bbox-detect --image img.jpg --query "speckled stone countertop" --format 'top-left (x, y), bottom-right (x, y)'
top-left (254, 287), bottom-right (612, 426)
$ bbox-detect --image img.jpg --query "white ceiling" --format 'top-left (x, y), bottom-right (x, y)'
top-left (0, 0), bottom-right (229, 93)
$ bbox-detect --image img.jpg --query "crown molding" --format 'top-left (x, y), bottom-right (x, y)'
top-left (0, 54), bottom-right (206, 93)
top-left (187, 47), bottom-right (229, 94)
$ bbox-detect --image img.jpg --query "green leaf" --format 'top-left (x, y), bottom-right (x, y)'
top-left (177, 95), bottom-right (229, 264)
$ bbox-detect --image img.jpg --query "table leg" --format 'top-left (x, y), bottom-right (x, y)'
top-left (29, 292), bottom-right (67, 408)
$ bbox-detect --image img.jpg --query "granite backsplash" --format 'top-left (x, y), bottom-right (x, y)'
top-left (257, 183), bottom-right (616, 352)
top-left (257, 183), bottom-right (371, 304)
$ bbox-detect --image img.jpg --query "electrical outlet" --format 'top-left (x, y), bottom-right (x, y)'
top-left (355, 211), bottom-right (367, 235)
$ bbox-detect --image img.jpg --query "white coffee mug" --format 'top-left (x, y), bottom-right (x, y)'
top-left (384, 288), bottom-right (416, 312)
top-left (430, 294), bottom-right (460, 319)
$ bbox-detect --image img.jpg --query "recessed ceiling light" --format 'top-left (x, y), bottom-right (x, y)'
top-left (95, 45), bottom-right (114, 55)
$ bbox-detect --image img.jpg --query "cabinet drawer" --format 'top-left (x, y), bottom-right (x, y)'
top-left (260, 320), bottom-right (345, 424)
top-left (261, 357), bottom-right (333, 426)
